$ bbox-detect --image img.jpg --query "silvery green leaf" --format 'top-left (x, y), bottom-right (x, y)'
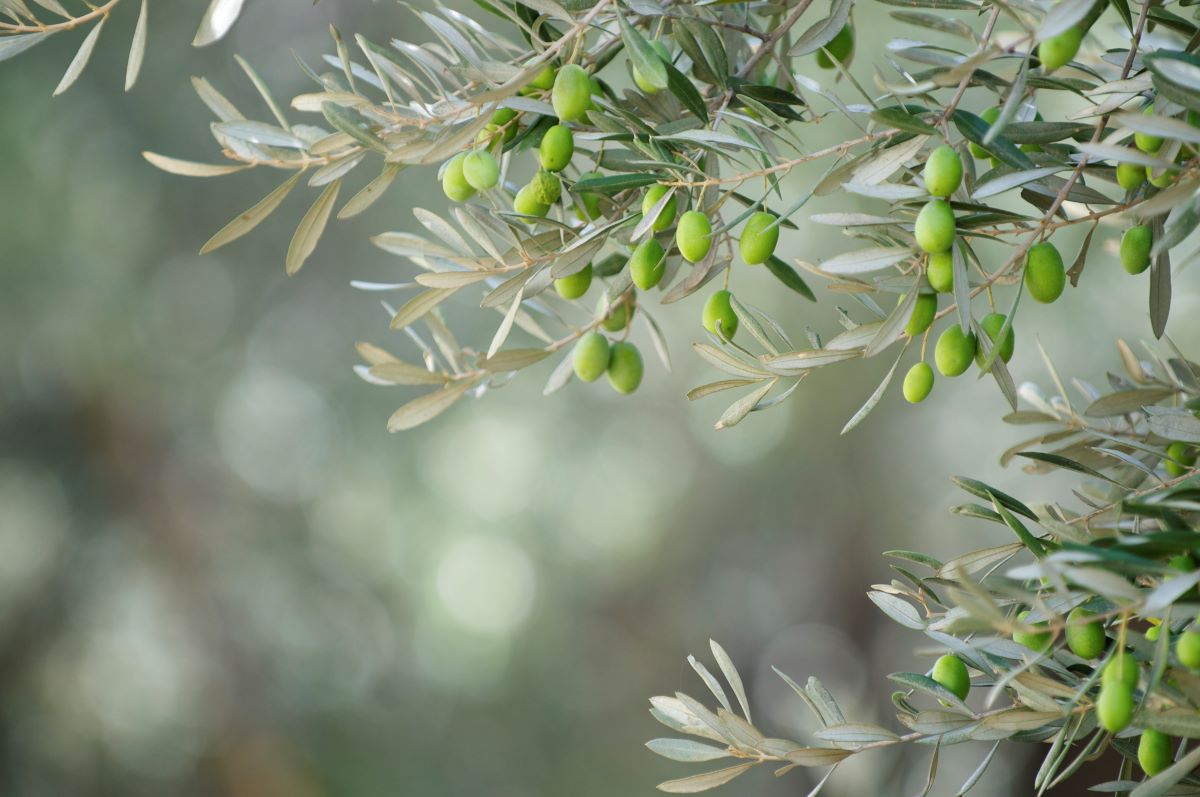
top-left (1037, 0), bottom-right (1093, 40)
top-left (813, 723), bottom-right (899, 746)
top-left (708, 641), bottom-right (750, 724)
top-left (820, 246), bottom-right (912, 275)
top-left (656, 763), bottom-right (754, 794)
top-left (888, 672), bottom-right (973, 713)
top-left (53, 18), bottom-right (104, 96)
top-left (386, 378), bottom-right (476, 432)
top-left (786, 748), bottom-right (853, 767)
top-left (368, 360), bottom-right (450, 385)
top-left (0, 31), bottom-right (47, 62)
top-left (869, 591), bottom-right (926, 630)
top-left (1145, 406), bottom-right (1200, 442)
top-left (971, 167), bottom-right (1062, 200)
top-left (124, 0), bottom-right (148, 92)
top-left (390, 287), bottom-right (459, 330)
top-left (286, 178), bottom-right (341, 275)
top-left (213, 120), bottom-right (307, 149)
top-left (715, 379), bottom-right (775, 430)
top-left (479, 347), bottom-right (549, 373)
top-left (142, 152), bottom-right (249, 177)
top-left (842, 346), bottom-right (907, 434)
top-left (201, 171), bottom-right (304, 255)
top-left (645, 738), bottom-right (731, 763)
top-left (850, 135), bottom-right (928, 186)
top-left (790, 0), bottom-right (853, 55)
top-left (194, 0), bottom-right (245, 47)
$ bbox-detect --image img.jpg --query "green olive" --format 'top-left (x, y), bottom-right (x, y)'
top-left (441, 153), bottom-right (477, 202)
top-left (1013, 609), bottom-right (1051, 651)
top-left (552, 63), bottom-right (591, 123)
top-left (530, 64), bottom-right (556, 90)
top-left (1116, 161), bottom-right (1146, 191)
top-left (927, 251), bottom-right (954, 293)
top-left (915, 200), bottom-right (956, 254)
top-left (530, 170), bottom-right (561, 205)
top-left (1065, 607), bottom-right (1106, 660)
top-left (702, 290), bottom-right (738, 340)
top-left (902, 362), bottom-right (934, 403)
top-left (1138, 729), bottom-right (1172, 776)
top-left (600, 297), bottom-right (634, 332)
top-left (1120, 225), bottom-right (1153, 275)
top-left (676, 210), bottom-right (713, 263)
top-left (573, 331), bottom-right (610, 382)
top-left (487, 107), bottom-right (519, 144)
top-left (816, 25), bottom-right (854, 69)
top-left (1148, 164), bottom-right (1178, 188)
top-left (513, 183), bottom-right (549, 220)
top-left (1038, 27), bottom-right (1082, 73)
top-left (634, 40), bottom-right (670, 94)
top-left (739, 211), bottom-right (779, 265)
top-left (573, 171), bottom-right (604, 221)
top-left (642, 185), bottom-right (678, 232)
top-left (904, 293), bottom-right (937, 337)
top-left (934, 324), bottom-right (976, 377)
top-left (1178, 630), bottom-right (1200, 669)
top-left (630, 239), bottom-right (667, 290)
top-left (1135, 105), bottom-right (1164, 154)
top-left (539, 124), bottom-right (574, 172)
top-left (1147, 625), bottom-right (1161, 642)
top-left (975, 312), bottom-right (1015, 366)
top-left (924, 144), bottom-right (963, 198)
top-left (606, 341), bottom-right (644, 394)
top-left (931, 654), bottom-right (970, 700)
top-left (555, 263), bottom-right (593, 300)
top-left (1096, 681), bottom-right (1134, 733)
top-left (1024, 241), bottom-right (1065, 303)
top-left (1103, 651), bottom-right (1140, 689)
top-left (462, 150), bottom-right (500, 191)
top-left (1165, 441), bottom-right (1196, 477)
top-left (969, 107), bottom-right (1001, 159)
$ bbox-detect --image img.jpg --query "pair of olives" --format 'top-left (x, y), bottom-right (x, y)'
top-left (441, 150), bottom-right (500, 200)
top-left (573, 332), bottom-right (644, 394)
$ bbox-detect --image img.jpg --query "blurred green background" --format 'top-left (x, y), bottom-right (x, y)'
top-left (1, 4), bottom-right (1197, 796)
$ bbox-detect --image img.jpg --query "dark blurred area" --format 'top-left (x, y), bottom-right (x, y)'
top-left (1, 4), bottom-right (1195, 795)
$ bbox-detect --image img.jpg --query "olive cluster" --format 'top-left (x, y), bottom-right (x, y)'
top-left (437, 52), bottom-right (785, 396)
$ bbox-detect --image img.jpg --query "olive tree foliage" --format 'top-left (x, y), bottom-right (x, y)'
top-left (9, 0), bottom-right (1200, 792)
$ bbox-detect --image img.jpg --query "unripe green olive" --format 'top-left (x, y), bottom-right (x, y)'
top-left (1038, 27), bottom-right (1083, 73)
top-left (1178, 630), bottom-right (1200, 669)
top-left (1065, 607), bottom-right (1106, 660)
top-left (1014, 609), bottom-right (1052, 651)
top-left (924, 144), bottom-right (963, 198)
top-left (1096, 681), bottom-right (1134, 733)
top-left (1103, 651), bottom-right (1140, 689)
top-left (552, 64), bottom-right (591, 123)
top-left (633, 40), bottom-right (670, 94)
top-left (606, 341), bottom-right (644, 394)
top-left (927, 251), bottom-right (954, 293)
top-left (816, 25), bottom-right (854, 69)
top-left (739, 212), bottom-right (779, 265)
top-left (1121, 225), bottom-right (1153, 275)
top-left (676, 210), bottom-right (713, 263)
top-left (903, 362), bottom-right (934, 403)
top-left (1147, 624), bottom-right (1161, 642)
top-left (915, 200), bottom-right (956, 254)
top-left (555, 263), bottom-right (593, 300)
top-left (1116, 161), bottom-right (1146, 191)
top-left (489, 107), bottom-right (519, 143)
top-left (1024, 241), bottom-right (1065, 303)
top-left (1165, 441), bottom-right (1197, 477)
top-left (1135, 105), bottom-right (1164, 154)
top-left (600, 297), bottom-right (634, 332)
top-left (702, 290), bottom-right (738, 340)
top-left (530, 170), bottom-right (561, 205)
top-left (642, 185), bottom-right (678, 232)
top-left (904, 293), bottom-right (937, 337)
top-left (934, 325), bottom-right (976, 377)
top-left (462, 150), bottom-right (500, 191)
top-left (630, 239), bottom-right (666, 290)
top-left (530, 64), bottom-right (556, 90)
top-left (539, 124), bottom-right (574, 172)
top-left (1139, 729), bottom-right (1172, 776)
top-left (1148, 165), bottom-right (1178, 188)
top-left (969, 107), bottom-right (1001, 159)
top-left (975, 312), bottom-right (1014, 366)
top-left (574, 171), bottom-right (604, 221)
top-left (513, 183), bottom-right (549, 219)
top-left (573, 331), bottom-right (610, 382)
top-left (931, 653), bottom-right (970, 700)
top-left (441, 153), bottom-right (477, 202)
top-left (1169, 553), bottom-right (1194, 571)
